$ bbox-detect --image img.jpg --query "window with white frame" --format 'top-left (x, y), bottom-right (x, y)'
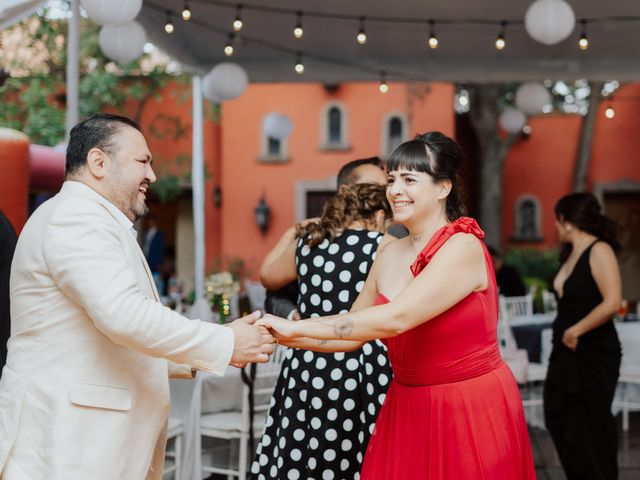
top-left (258, 119), bottom-right (288, 163)
top-left (320, 102), bottom-right (349, 150)
top-left (513, 195), bottom-right (542, 240)
top-left (381, 112), bottom-right (408, 158)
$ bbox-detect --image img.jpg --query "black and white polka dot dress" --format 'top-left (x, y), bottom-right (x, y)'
top-left (250, 229), bottom-right (392, 480)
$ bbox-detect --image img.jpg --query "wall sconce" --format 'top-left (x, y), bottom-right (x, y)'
top-left (254, 195), bottom-right (271, 234)
top-left (213, 185), bottom-right (222, 208)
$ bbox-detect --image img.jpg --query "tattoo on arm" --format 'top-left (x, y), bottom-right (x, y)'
top-left (317, 339), bottom-right (328, 346)
top-left (333, 318), bottom-right (354, 338)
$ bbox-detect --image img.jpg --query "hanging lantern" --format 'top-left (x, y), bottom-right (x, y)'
top-left (98, 21), bottom-right (147, 65)
top-left (499, 108), bottom-right (527, 134)
top-left (203, 62), bottom-right (249, 101)
top-left (81, 0), bottom-right (143, 25)
top-left (515, 82), bottom-right (551, 115)
top-left (262, 112), bottom-right (293, 140)
top-left (525, 0), bottom-right (575, 45)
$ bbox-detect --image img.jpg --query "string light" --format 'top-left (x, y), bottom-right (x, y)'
top-left (294, 11), bottom-right (304, 39)
top-left (578, 20), bottom-right (589, 50)
top-left (224, 33), bottom-right (235, 56)
top-left (233, 4), bottom-right (243, 32)
top-left (357, 16), bottom-right (367, 44)
top-left (428, 20), bottom-right (438, 49)
top-left (605, 104), bottom-right (615, 119)
top-left (495, 21), bottom-right (506, 50)
top-left (164, 10), bottom-right (174, 34)
top-left (294, 52), bottom-right (304, 74)
top-left (182, 1), bottom-right (191, 21)
top-left (379, 72), bottom-right (388, 93)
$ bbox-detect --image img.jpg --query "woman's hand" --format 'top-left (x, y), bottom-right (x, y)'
top-left (562, 327), bottom-right (580, 351)
top-left (257, 314), bottom-right (302, 341)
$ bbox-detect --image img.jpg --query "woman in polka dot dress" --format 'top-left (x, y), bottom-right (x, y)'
top-left (250, 183), bottom-right (394, 480)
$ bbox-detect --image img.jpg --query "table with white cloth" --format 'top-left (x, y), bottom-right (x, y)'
top-left (169, 367), bottom-right (248, 480)
top-left (510, 312), bottom-right (555, 363)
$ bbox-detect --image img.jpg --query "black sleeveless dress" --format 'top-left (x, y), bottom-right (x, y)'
top-left (250, 229), bottom-right (392, 480)
top-left (544, 240), bottom-right (621, 480)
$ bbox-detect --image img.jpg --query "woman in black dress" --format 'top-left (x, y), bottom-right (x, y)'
top-left (544, 192), bottom-right (622, 480)
top-left (251, 183), bottom-right (394, 480)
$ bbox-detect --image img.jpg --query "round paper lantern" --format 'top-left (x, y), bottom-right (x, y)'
top-left (499, 108), bottom-right (527, 134)
top-left (81, 0), bottom-right (142, 25)
top-left (202, 72), bottom-right (224, 104)
top-left (98, 21), bottom-right (146, 65)
top-left (525, 0), bottom-right (575, 45)
top-left (515, 82), bottom-right (551, 115)
top-left (263, 112), bottom-right (293, 140)
top-left (203, 63), bottom-right (249, 101)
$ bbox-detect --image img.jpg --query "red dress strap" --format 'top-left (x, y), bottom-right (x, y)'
top-left (409, 217), bottom-right (485, 277)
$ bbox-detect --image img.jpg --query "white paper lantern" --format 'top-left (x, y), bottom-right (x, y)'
top-left (525, 0), bottom-right (575, 45)
top-left (81, 0), bottom-right (142, 25)
top-left (515, 82), bottom-right (551, 115)
top-left (99, 21), bottom-right (146, 65)
top-left (499, 108), bottom-right (527, 134)
top-left (263, 112), bottom-right (293, 140)
top-left (203, 63), bottom-right (249, 101)
top-left (202, 72), bottom-right (224, 103)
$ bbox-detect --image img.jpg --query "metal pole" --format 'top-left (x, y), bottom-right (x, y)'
top-left (191, 75), bottom-right (205, 303)
top-left (66, 0), bottom-right (80, 138)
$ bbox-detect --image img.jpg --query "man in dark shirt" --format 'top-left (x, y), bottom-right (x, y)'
top-left (0, 210), bottom-right (18, 374)
top-left (488, 246), bottom-right (527, 297)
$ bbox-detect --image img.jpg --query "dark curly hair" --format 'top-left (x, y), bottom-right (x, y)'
top-left (386, 131), bottom-right (467, 221)
top-left (555, 192), bottom-right (621, 262)
top-left (296, 183), bottom-right (391, 247)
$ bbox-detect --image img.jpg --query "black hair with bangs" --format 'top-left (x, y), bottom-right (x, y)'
top-left (386, 131), bottom-right (467, 221)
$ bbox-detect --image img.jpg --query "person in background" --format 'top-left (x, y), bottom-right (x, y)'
top-left (0, 210), bottom-right (17, 376)
top-left (544, 192), bottom-right (622, 480)
top-left (251, 183), bottom-right (394, 479)
top-left (142, 213), bottom-right (166, 294)
top-left (264, 157), bottom-right (390, 320)
top-left (488, 246), bottom-right (527, 297)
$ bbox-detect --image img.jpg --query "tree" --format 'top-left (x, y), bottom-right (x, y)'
top-left (0, 5), bottom-right (170, 146)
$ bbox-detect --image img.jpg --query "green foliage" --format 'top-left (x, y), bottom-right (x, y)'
top-left (151, 175), bottom-right (183, 203)
top-left (504, 247), bottom-right (560, 287)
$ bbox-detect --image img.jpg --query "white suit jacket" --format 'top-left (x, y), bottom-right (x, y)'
top-left (0, 181), bottom-right (234, 479)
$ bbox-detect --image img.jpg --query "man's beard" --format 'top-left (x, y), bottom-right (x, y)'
top-left (130, 200), bottom-right (149, 222)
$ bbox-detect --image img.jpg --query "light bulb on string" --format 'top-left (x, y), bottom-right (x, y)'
top-left (578, 20), bottom-right (589, 50)
top-left (357, 16), bottom-right (367, 44)
top-left (294, 11), bottom-right (304, 39)
top-left (233, 4), bottom-right (243, 32)
top-left (294, 52), bottom-right (304, 74)
top-left (495, 21), bottom-right (506, 50)
top-left (164, 10), bottom-right (174, 34)
top-left (182, 1), bottom-right (191, 21)
top-left (379, 72), bottom-right (389, 93)
top-left (428, 20), bottom-right (438, 49)
top-left (224, 33), bottom-right (235, 57)
top-left (605, 104), bottom-right (615, 119)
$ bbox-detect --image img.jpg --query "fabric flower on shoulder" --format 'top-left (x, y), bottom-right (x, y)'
top-left (410, 217), bottom-right (485, 277)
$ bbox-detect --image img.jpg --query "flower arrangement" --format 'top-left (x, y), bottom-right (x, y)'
top-left (205, 272), bottom-right (240, 324)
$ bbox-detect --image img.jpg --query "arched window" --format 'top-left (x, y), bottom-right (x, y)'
top-left (513, 195), bottom-right (542, 240)
top-left (381, 112), bottom-right (409, 158)
top-left (320, 102), bottom-right (349, 150)
top-left (258, 117), bottom-right (289, 163)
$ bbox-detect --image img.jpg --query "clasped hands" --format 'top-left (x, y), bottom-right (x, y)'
top-left (227, 312), bottom-right (300, 368)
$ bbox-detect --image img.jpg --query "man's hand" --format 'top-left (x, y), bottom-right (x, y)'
top-left (227, 311), bottom-right (275, 365)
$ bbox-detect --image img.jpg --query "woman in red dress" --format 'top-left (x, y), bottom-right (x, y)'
top-left (260, 132), bottom-right (535, 479)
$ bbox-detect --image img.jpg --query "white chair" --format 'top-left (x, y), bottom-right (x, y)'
top-left (613, 323), bottom-right (640, 432)
top-left (200, 346), bottom-right (287, 479)
top-left (497, 296), bottom-right (530, 384)
top-left (501, 292), bottom-right (535, 324)
top-left (164, 416), bottom-right (184, 480)
top-left (542, 290), bottom-right (558, 313)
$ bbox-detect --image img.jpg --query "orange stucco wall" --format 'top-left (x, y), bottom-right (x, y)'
top-left (218, 82), bottom-right (455, 276)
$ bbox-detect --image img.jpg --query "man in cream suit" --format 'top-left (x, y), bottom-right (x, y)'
top-left (0, 114), bottom-right (274, 479)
